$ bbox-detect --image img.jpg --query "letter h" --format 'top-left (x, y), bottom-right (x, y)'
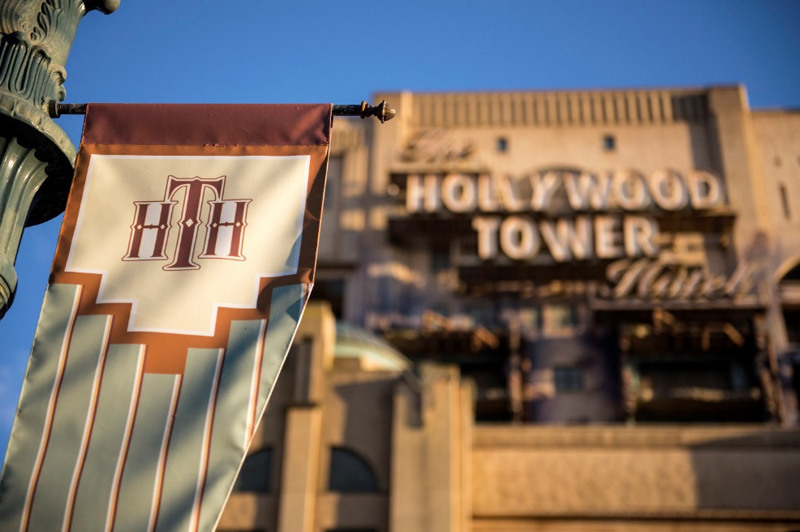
top-left (200, 199), bottom-right (251, 260)
top-left (123, 201), bottom-right (174, 261)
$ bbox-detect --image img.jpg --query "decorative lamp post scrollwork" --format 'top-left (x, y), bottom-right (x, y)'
top-left (0, 0), bottom-right (118, 318)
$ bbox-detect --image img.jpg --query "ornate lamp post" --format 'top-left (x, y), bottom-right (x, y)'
top-left (0, 0), bottom-right (118, 317)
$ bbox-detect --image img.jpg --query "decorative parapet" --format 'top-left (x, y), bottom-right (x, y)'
top-left (409, 88), bottom-right (712, 129)
top-left (472, 424), bottom-right (800, 523)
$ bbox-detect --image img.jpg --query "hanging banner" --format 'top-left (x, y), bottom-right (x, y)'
top-left (0, 103), bottom-right (332, 531)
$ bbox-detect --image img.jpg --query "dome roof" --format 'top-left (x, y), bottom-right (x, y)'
top-left (334, 322), bottom-right (411, 372)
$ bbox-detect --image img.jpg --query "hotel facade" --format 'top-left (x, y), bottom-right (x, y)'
top-left (220, 86), bottom-right (800, 531)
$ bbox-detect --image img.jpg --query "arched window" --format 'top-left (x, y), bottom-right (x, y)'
top-left (233, 447), bottom-right (272, 493)
top-left (328, 447), bottom-right (379, 493)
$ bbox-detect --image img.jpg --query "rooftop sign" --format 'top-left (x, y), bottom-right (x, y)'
top-left (403, 168), bottom-right (725, 262)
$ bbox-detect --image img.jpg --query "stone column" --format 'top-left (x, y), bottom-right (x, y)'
top-left (390, 363), bottom-right (473, 532)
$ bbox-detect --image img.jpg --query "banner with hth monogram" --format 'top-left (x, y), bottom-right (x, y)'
top-left (0, 103), bottom-right (332, 531)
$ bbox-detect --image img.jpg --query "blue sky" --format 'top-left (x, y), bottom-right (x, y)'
top-left (2, 0), bottom-right (800, 458)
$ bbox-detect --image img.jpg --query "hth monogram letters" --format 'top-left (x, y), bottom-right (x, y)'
top-left (123, 175), bottom-right (251, 270)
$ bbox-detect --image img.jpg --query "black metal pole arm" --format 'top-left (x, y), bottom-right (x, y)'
top-left (48, 100), bottom-right (396, 123)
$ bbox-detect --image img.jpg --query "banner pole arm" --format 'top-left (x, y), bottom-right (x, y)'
top-left (48, 100), bottom-right (396, 123)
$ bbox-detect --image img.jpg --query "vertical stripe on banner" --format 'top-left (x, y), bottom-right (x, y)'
top-left (111, 373), bottom-right (180, 532)
top-left (0, 283), bottom-right (80, 531)
top-left (68, 345), bottom-right (145, 532)
top-left (247, 320), bottom-right (268, 443)
top-left (197, 321), bottom-right (264, 532)
top-left (155, 348), bottom-right (222, 532)
top-left (63, 316), bottom-right (113, 531)
top-left (27, 314), bottom-right (111, 532)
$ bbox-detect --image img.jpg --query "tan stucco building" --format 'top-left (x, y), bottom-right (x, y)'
top-left (220, 86), bottom-right (800, 531)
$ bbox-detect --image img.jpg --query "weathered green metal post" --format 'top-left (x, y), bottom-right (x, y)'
top-left (0, 0), bottom-right (118, 318)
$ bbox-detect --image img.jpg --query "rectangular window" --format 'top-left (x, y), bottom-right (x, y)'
top-left (518, 307), bottom-right (542, 339)
top-left (310, 278), bottom-right (346, 318)
top-left (554, 366), bottom-right (584, 393)
top-left (318, 156), bottom-right (343, 260)
top-left (542, 303), bottom-right (579, 337)
top-left (291, 337), bottom-right (313, 403)
top-left (780, 183), bottom-right (791, 220)
top-left (431, 246), bottom-right (451, 272)
top-left (497, 137), bottom-right (508, 153)
top-left (323, 155), bottom-right (343, 209)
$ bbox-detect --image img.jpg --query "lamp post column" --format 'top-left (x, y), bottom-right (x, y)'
top-left (0, 0), bottom-right (118, 318)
